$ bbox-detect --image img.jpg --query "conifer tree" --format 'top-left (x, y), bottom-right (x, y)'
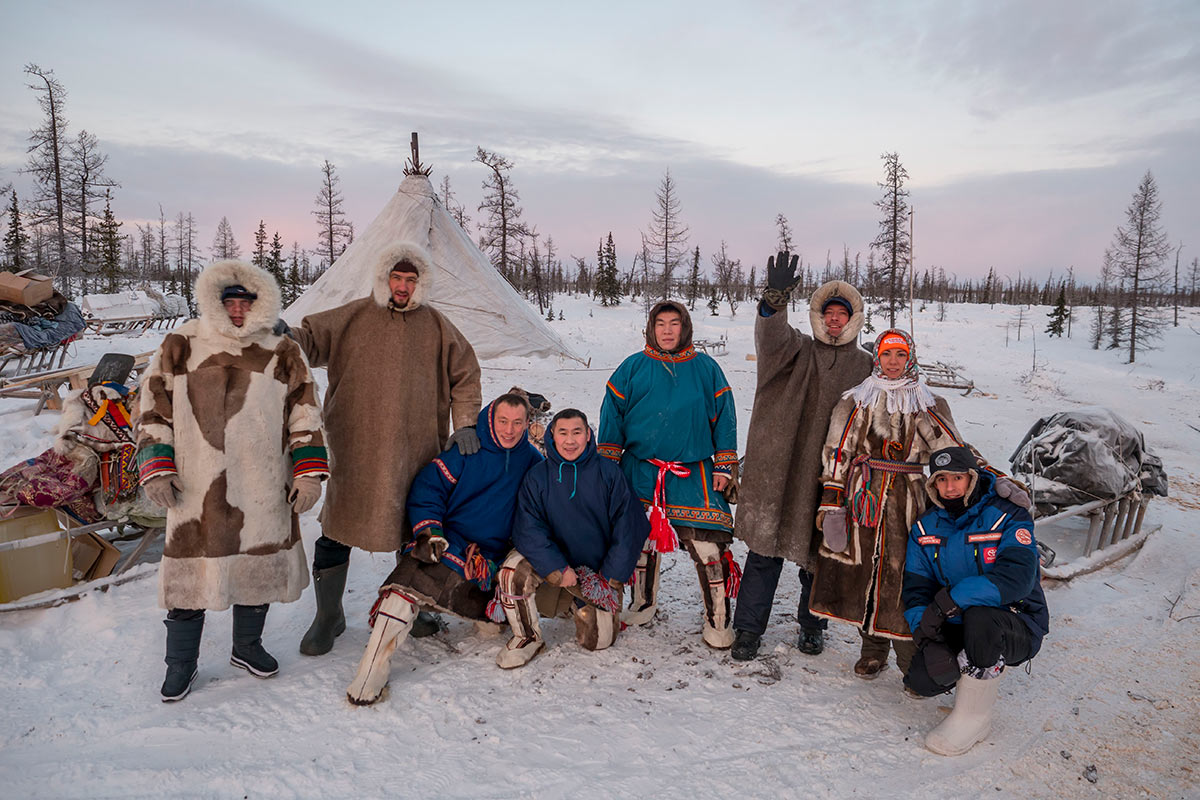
top-left (3, 190), bottom-right (29, 269)
top-left (96, 190), bottom-right (122, 292)
top-left (1045, 286), bottom-right (1068, 337)
top-left (594, 232), bottom-right (621, 306)
top-left (686, 246), bottom-right (701, 310)
top-left (251, 221), bottom-right (267, 270)
top-left (268, 231), bottom-right (285, 288)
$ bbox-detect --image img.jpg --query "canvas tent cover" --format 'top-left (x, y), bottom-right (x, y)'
top-left (284, 174), bottom-right (584, 364)
top-left (1008, 406), bottom-right (1168, 512)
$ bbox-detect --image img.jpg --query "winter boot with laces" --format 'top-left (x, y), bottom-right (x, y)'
top-left (161, 610), bottom-right (204, 702)
top-left (230, 604), bottom-right (279, 678)
top-left (495, 551), bottom-right (545, 668)
top-left (299, 561), bottom-right (348, 656)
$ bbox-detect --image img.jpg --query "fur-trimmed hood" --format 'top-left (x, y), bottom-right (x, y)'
top-left (644, 300), bottom-right (694, 353)
top-left (370, 241), bottom-right (435, 311)
top-left (195, 260), bottom-right (281, 340)
top-left (809, 280), bottom-right (865, 346)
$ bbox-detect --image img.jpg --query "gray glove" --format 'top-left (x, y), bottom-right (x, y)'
top-left (143, 474), bottom-right (181, 509)
top-left (994, 475), bottom-right (1032, 510)
top-left (273, 318), bottom-right (292, 337)
top-left (289, 475), bottom-right (322, 514)
top-left (821, 507), bottom-right (849, 553)
top-left (446, 426), bottom-right (480, 456)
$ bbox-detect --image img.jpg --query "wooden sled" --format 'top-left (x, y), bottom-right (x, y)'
top-left (0, 350), bottom-right (154, 415)
top-left (1035, 491), bottom-right (1158, 582)
top-left (919, 360), bottom-right (974, 395)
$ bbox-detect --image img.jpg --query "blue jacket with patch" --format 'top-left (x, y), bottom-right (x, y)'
top-left (513, 427), bottom-right (650, 583)
top-left (902, 471), bottom-right (1049, 653)
top-left (406, 400), bottom-right (544, 572)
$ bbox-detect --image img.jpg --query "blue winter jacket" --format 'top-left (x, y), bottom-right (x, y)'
top-left (513, 427), bottom-right (650, 583)
top-left (406, 400), bottom-right (544, 572)
top-left (902, 471), bottom-right (1050, 654)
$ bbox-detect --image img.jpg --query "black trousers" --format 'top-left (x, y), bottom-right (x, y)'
top-left (905, 606), bottom-right (1033, 697)
top-left (732, 550), bottom-right (827, 635)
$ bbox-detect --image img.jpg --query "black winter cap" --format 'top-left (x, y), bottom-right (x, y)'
top-left (927, 446), bottom-right (977, 475)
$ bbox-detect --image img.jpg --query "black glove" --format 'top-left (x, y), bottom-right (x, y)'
top-left (412, 529), bottom-right (449, 563)
top-left (763, 251), bottom-right (801, 310)
top-left (273, 318), bottom-right (292, 337)
top-left (913, 587), bottom-right (963, 649)
top-left (766, 251), bottom-right (799, 291)
top-left (923, 640), bottom-right (962, 688)
top-left (446, 426), bottom-right (480, 456)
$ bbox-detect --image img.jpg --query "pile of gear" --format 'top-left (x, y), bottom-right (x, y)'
top-left (0, 291), bottom-right (85, 359)
top-left (1008, 406), bottom-right (1168, 515)
top-left (0, 354), bottom-right (164, 527)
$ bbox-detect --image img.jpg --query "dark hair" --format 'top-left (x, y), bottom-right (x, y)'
top-left (493, 392), bottom-right (531, 417)
top-left (550, 408), bottom-right (588, 429)
top-left (389, 259), bottom-right (419, 275)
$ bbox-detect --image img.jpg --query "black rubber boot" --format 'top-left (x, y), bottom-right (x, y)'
top-left (798, 628), bottom-right (825, 656)
top-left (162, 610), bottom-right (204, 702)
top-left (230, 604), bottom-right (279, 678)
top-left (731, 629), bottom-right (761, 661)
top-left (410, 610), bottom-right (444, 639)
top-left (299, 562), bottom-right (348, 656)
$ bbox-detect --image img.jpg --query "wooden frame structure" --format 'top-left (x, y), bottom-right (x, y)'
top-left (0, 350), bottom-right (155, 414)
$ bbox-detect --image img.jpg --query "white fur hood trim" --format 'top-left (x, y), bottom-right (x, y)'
top-left (808, 280), bottom-right (865, 346)
top-left (370, 241), bottom-right (435, 310)
top-left (195, 260), bottom-right (281, 340)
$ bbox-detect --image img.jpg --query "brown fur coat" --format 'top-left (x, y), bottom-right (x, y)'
top-left (292, 242), bottom-right (482, 553)
top-left (136, 260), bottom-right (327, 611)
top-left (736, 282), bottom-right (873, 566)
top-left (808, 392), bottom-right (963, 639)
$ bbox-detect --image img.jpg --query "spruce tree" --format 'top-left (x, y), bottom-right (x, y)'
top-left (96, 190), bottom-right (122, 292)
top-left (1045, 286), bottom-right (1068, 337)
top-left (267, 231), bottom-right (285, 288)
top-left (252, 221), bottom-right (267, 270)
top-left (3, 190), bottom-right (29, 269)
top-left (594, 232), bottom-right (621, 307)
top-left (686, 245), bottom-right (700, 310)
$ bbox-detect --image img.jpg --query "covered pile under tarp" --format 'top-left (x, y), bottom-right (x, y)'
top-left (81, 287), bottom-right (187, 319)
top-left (0, 293), bottom-right (85, 356)
top-left (1009, 406), bottom-right (1168, 512)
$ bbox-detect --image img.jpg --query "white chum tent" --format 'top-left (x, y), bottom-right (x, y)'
top-left (284, 173), bottom-right (585, 365)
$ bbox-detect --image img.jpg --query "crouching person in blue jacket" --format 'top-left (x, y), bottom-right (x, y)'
top-left (346, 394), bottom-right (543, 705)
top-left (495, 409), bottom-right (650, 669)
top-left (902, 446), bottom-right (1049, 756)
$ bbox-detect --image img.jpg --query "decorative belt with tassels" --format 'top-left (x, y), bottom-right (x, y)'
top-left (849, 454), bottom-right (924, 527)
top-left (646, 458), bottom-right (690, 553)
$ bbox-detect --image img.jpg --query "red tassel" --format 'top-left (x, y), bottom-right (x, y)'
top-left (723, 551), bottom-right (742, 598)
top-left (648, 506), bottom-right (678, 553)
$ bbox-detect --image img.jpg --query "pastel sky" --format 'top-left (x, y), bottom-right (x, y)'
top-left (2, 0), bottom-right (1197, 282)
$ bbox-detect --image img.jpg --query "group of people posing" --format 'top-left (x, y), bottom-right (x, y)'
top-left (135, 244), bottom-right (1048, 756)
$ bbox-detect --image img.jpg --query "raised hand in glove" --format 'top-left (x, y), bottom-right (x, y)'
top-left (994, 475), bottom-right (1032, 510)
top-left (289, 475), bottom-right (322, 514)
top-left (763, 251), bottom-right (801, 309)
top-left (143, 474), bottom-right (181, 509)
top-left (819, 507), bottom-right (849, 553)
top-left (412, 529), bottom-right (449, 563)
top-left (446, 426), bottom-right (480, 456)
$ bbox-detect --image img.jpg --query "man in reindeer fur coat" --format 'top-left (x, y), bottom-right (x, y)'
top-left (598, 300), bottom-right (739, 649)
top-left (731, 251), bottom-right (874, 661)
top-left (289, 242), bottom-right (482, 656)
top-left (136, 260), bottom-right (329, 701)
top-left (346, 394), bottom-right (542, 705)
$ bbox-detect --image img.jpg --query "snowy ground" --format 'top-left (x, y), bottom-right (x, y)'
top-left (1, 297), bottom-right (1198, 799)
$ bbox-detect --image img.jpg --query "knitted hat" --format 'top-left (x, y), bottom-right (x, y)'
top-left (220, 284), bottom-right (257, 302)
top-left (925, 446), bottom-right (980, 508)
top-left (877, 331), bottom-right (910, 355)
top-left (389, 259), bottom-right (420, 275)
top-left (821, 296), bottom-right (854, 316)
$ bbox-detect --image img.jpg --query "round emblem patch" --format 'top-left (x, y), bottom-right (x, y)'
top-left (1015, 529), bottom-right (1033, 545)
top-left (934, 453), bottom-right (952, 467)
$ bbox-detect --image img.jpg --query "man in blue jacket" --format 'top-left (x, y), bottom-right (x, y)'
top-left (496, 409), bottom-right (650, 668)
top-left (902, 446), bottom-right (1049, 756)
top-left (346, 394), bottom-right (543, 705)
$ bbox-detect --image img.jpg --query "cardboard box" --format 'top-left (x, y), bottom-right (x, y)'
top-left (70, 531), bottom-right (122, 582)
top-left (0, 507), bottom-right (74, 603)
top-left (0, 269), bottom-right (55, 306)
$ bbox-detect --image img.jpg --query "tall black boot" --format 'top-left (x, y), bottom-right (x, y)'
top-left (231, 604), bottom-right (279, 678)
top-left (162, 609), bottom-right (204, 702)
top-left (299, 561), bottom-right (348, 656)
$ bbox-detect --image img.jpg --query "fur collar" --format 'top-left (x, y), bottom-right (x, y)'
top-left (809, 280), bottom-right (865, 346)
top-left (195, 260), bottom-right (281, 340)
top-left (370, 241), bottom-right (435, 310)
